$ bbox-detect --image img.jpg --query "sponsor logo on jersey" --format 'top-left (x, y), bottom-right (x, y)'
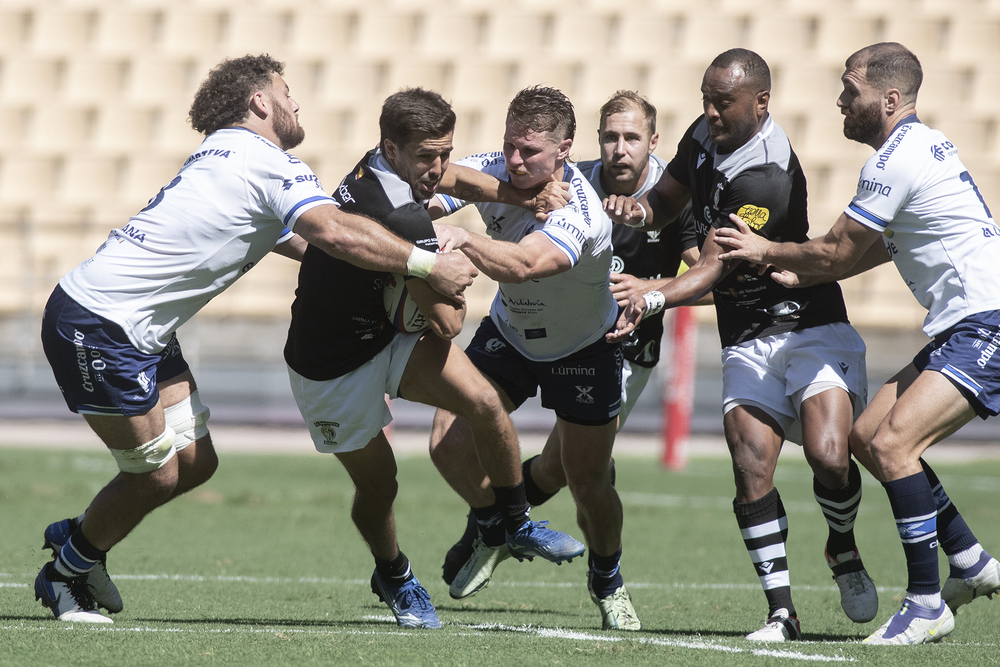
top-left (736, 204), bottom-right (770, 230)
top-left (569, 176), bottom-right (592, 224)
top-left (487, 215), bottom-right (505, 235)
top-left (240, 262), bottom-right (255, 274)
top-left (697, 152), bottom-right (708, 169)
top-left (551, 218), bottom-right (585, 244)
top-left (876, 123), bottom-right (912, 170)
top-left (610, 255), bottom-right (625, 273)
top-left (931, 141), bottom-right (956, 162)
top-left (183, 148), bottom-right (232, 166)
top-left (485, 338), bottom-right (506, 353)
top-left (525, 328), bottom-right (547, 339)
top-left (858, 177), bottom-right (892, 197)
top-left (575, 386), bottom-right (595, 404)
top-left (355, 166), bottom-right (365, 180)
top-left (315, 421), bottom-right (340, 446)
top-left (646, 229), bottom-right (661, 241)
top-left (552, 366), bottom-right (596, 376)
top-left (282, 174), bottom-right (322, 191)
top-left (120, 223), bottom-right (147, 243)
top-left (337, 181), bottom-right (355, 204)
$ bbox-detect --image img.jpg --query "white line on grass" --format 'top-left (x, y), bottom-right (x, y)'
top-left (0, 573), bottom-right (898, 593)
top-left (0, 620), bottom-right (856, 662)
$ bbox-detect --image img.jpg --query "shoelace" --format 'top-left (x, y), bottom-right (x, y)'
top-left (65, 574), bottom-right (99, 611)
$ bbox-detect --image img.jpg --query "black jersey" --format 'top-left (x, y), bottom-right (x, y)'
top-left (666, 116), bottom-right (849, 347)
top-left (283, 149), bottom-right (439, 381)
top-left (577, 157), bottom-right (699, 367)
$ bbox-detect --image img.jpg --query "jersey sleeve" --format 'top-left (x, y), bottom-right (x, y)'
top-left (253, 139), bottom-right (338, 231)
top-left (715, 166), bottom-right (793, 241)
top-left (433, 151), bottom-right (508, 215)
top-left (844, 155), bottom-right (912, 233)
top-left (539, 209), bottom-right (588, 266)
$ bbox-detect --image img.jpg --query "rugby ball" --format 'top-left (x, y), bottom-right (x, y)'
top-left (383, 273), bottom-right (429, 333)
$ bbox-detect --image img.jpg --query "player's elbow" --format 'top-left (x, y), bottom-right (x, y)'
top-left (428, 314), bottom-right (463, 340)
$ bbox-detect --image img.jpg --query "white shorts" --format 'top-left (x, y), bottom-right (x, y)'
top-left (287, 332), bottom-right (422, 454)
top-left (618, 359), bottom-right (653, 430)
top-left (721, 323), bottom-right (868, 445)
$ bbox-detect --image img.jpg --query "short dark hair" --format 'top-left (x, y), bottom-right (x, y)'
top-left (379, 88), bottom-right (456, 151)
top-left (845, 42), bottom-right (923, 102)
top-left (709, 48), bottom-right (771, 94)
top-left (506, 86), bottom-right (576, 141)
top-left (189, 54), bottom-right (284, 136)
top-left (599, 90), bottom-right (656, 136)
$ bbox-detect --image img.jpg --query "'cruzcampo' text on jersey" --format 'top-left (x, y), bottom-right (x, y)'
top-left (284, 148), bottom-right (440, 381)
top-left (59, 127), bottom-right (335, 354)
top-left (668, 115), bottom-right (849, 347)
top-left (436, 153), bottom-right (616, 362)
top-left (577, 155), bottom-right (698, 367)
top-left (845, 115), bottom-right (1000, 337)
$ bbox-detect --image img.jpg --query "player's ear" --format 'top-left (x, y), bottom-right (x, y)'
top-left (884, 88), bottom-right (902, 115)
top-left (755, 90), bottom-right (770, 115)
top-left (556, 137), bottom-right (573, 161)
top-left (248, 90), bottom-right (269, 120)
top-left (383, 138), bottom-right (398, 163)
top-left (649, 132), bottom-right (659, 152)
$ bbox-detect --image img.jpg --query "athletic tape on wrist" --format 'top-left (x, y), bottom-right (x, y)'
top-left (406, 247), bottom-right (436, 279)
top-left (624, 204), bottom-right (647, 229)
top-left (642, 291), bottom-right (666, 319)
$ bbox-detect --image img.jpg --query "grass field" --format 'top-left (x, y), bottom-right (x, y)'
top-left (1, 444), bottom-right (999, 666)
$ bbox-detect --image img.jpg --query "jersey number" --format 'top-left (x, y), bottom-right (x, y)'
top-left (139, 175), bottom-right (182, 213)
top-left (960, 171), bottom-right (993, 219)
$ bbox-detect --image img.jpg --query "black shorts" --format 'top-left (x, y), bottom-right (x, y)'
top-left (465, 317), bottom-right (623, 425)
top-left (40, 285), bottom-right (190, 416)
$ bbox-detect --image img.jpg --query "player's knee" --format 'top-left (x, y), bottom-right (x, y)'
top-left (164, 390), bottom-right (211, 452)
top-left (110, 426), bottom-right (177, 475)
top-left (804, 438), bottom-right (850, 484)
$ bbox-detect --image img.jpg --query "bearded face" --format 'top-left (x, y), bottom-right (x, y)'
top-left (842, 97), bottom-right (883, 145)
top-left (272, 97), bottom-right (305, 150)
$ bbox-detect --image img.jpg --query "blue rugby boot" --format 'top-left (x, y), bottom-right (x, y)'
top-left (34, 562), bottom-right (112, 624)
top-left (370, 570), bottom-right (441, 629)
top-left (506, 520), bottom-right (585, 564)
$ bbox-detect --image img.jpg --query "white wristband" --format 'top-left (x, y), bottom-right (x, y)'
top-left (406, 247), bottom-right (437, 279)
top-left (641, 291), bottom-right (665, 319)
top-left (624, 204), bottom-right (647, 229)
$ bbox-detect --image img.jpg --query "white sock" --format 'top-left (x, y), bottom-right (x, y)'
top-left (948, 543), bottom-right (984, 571)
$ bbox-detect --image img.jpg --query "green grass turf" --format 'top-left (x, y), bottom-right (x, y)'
top-left (1, 445), bottom-right (999, 666)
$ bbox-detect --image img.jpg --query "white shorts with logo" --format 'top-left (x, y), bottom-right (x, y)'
top-left (721, 322), bottom-right (868, 445)
top-left (287, 332), bottom-right (422, 454)
top-left (618, 359), bottom-right (653, 430)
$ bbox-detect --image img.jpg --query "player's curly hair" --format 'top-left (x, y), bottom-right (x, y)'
top-left (507, 86), bottom-right (576, 141)
top-left (379, 88), bottom-right (456, 151)
top-left (710, 48), bottom-right (771, 95)
top-left (845, 42), bottom-right (923, 102)
top-left (599, 91), bottom-right (657, 136)
top-left (189, 54), bottom-right (285, 136)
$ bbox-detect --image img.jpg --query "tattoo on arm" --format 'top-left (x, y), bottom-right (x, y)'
top-left (457, 186), bottom-right (484, 201)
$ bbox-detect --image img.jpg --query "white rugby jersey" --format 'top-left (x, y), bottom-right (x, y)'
top-left (60, 128), bottom-right (336, 353)
top-left (436, 153), bottom-right (616, 361)
top-left (845, 116), bottom-right (1000, 336)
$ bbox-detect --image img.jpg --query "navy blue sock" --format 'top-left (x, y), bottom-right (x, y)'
top-left (588, 547), bottom-right (623, 598)
top-left (883, 471), bottom-right (940, 595)
top-left (472, 504), bottom-right (505, 547)
top-left (54, 528), bottom-right (105, 579)
top-left (374, 550), bottom-right (411, 582)
top-left (920, 459), bottom-right (978, 558)
top-left (522, 456), bottom-right (558, 507)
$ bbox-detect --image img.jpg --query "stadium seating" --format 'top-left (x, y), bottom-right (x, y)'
top-left (1, 0), bottom-right (998, 323)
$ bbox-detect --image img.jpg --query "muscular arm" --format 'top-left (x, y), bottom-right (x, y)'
top-left (437, 165), bottom-right (569, 221)
top-left (609, 246), bottom-right (713, 306)
top-left (716, 211), bottom-right (882, 276)
top-left (450, 227), bottom-right (573, 283)
top-left (269, 233), bottom-right (308, 261)
top-left (293, 204), bottom-right (477, 303)
top-left (608, 229), bottom-right (736, 342)
top-left (605, 173), bottom-right (692, 231)
top-left (405, 278), bottom-right (466, 340)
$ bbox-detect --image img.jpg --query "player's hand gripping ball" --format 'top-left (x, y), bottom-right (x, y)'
top-left (383, 274), bottom-right (429, 332)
